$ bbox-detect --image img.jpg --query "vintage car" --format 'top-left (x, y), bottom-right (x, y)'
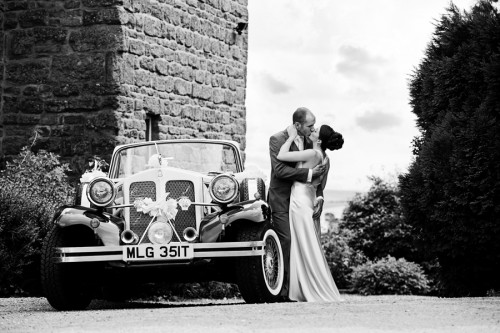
top-left (41, 139), bottom-right (284, 310)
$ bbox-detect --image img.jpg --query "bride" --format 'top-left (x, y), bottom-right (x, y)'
top-left (277, 123), bottom-right (344, 302)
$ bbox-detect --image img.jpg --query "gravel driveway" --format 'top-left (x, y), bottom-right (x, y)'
top-left (1, 295), bottom-right (499, 332)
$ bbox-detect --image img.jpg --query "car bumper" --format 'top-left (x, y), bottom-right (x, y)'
top-left (54, 241), bottom-right (264, 263)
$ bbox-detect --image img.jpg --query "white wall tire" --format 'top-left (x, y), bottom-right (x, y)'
top-left (235, 224), bottom-right (284, 303)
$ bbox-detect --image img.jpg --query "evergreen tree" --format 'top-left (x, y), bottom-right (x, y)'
top-left (400, 0), bottom-right (500, 296)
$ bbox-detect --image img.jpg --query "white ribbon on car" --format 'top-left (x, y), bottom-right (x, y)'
top-left (133, 193), bottom-right (189, 244)
top-left (133, 193), bottom-right (179, 220)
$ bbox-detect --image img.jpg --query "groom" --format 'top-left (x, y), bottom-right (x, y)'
top-left (268, 107), bottom-right (326, 299)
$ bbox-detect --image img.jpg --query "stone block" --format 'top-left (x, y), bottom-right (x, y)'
top-left (212, 88), bottom-right (224, 104)
top-left (144, 96), bottom-right (160, 114)
top-left (152, 77), bottom-right (164, 91)
top-left (181, 67), bottom-right (193, 81)
top-left (165, 103), bottom-right (182, 117)
top-left (135, 70), bottom-right (152, 88)
top-left (144, 16), bottom-right (162, 37)
top-left (4, 13), bottom-right (18, 30)
top-left (194, 70), bottom-right (205, 84)
top-left (220, 0), bottom-right (231, 12)
top-left (69, 25), bottom-right (123, 52)
top-left (87, 111), bottom-right (120, 129)
top-left (45, 99), bottom-right (69, 113)
top-left (192, 84), bottom-right (211, 101)
top-left (224, 90), bottom-right (235, 104)
top-left (64, 115), bottom-right (87, 125)
top-left (39, 114), bottom-right (61, 125)
top-left (83, 9), bottom-right (121, 25)
top-left (139, 57), bottom-right (155, 71)
top-left (22, 86), bottom-right (38, 96)
top-left (6, 60), bottom-right (51, 85)
top-left (155, 59), bottom-right (169, 75)
top-left (165, 77), bottom-right (175, 92)
top-left (134, 99), bottom-right (144, 111)
top-left (168, 62), bottom-right (182, 76)
top-left (33, 27), bottom-right (67, 53)
top-left (19, 9), bottom-right (48, 28)
top-left (6, 1), bottom-right (28, 11)
top-left (231, 45), bottom-right (241, 60)
top-left (235, 87), bottom-right (245, 104)
top-left (129, 39), bottom-right (146, 55)
top-left (20, 98), bottom-right (46, 114)
top-left (8, 30), bottom-right (34, 58)
top-left (17, 114), bottom-right (41, 125)
top-left (59, 9), bottom-right (83, 27)
top-left (174, 79), bottom-right (192, 96)
top-left (53, 83), bottom-right (80, 97)
top-left (181, 105), bottom-right (193, 119)
top-left (193, 34), bottom-right (203, 50)
top-left (150, 45), bottom-right (165, 58)
top-left (82, 82), bottom-right (120, 96)
top-left (64, 1), bottom-right (80, 9)
top-left (51, 54), bottom-right (106, 83)
top-left (66, 97), bottom-right (100, 111)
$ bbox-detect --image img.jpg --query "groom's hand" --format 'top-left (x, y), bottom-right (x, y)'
top-left (313, 197), bottom-right (324, 220)
top-left (312, 164), bottom-right (326, 179)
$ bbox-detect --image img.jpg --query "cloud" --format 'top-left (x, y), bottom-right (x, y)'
top-left (336, 45), bottom-right (386, 80)
top-left (260, 72), bottom-right (293, 94)
top-left (356, 110), bottom-right (402, 131)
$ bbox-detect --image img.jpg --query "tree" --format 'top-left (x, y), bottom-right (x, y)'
top-left (341, 176), bottom-right (418, 262)
top-left (400, 0), bottom-right (500, 296)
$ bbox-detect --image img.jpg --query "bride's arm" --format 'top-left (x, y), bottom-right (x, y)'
top-left (277, 140), bottom-right (315, 162)
top-left (277, 125), bottom-right (315, 162)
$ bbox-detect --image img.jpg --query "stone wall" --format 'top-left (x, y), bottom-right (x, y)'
top-left (0, 0), bottom-right (248, 175)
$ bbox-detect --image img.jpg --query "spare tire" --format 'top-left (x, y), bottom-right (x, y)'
top-left (240, 178), bottom-right (266, 202)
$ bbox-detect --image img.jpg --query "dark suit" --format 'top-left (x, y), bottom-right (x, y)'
top-left (268, 129), bottom-right (317, 296)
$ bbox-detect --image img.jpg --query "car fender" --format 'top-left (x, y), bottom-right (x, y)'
top-left (54, 206), bottom-right (122, 246)
top-left (199, 200), bottom-right (270, 243)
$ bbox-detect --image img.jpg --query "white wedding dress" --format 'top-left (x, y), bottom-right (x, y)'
top-left (288, 157), bottom-right (342, 302)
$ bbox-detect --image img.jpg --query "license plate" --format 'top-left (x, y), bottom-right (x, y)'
top-left (123, 244), bottom-right (194, 261)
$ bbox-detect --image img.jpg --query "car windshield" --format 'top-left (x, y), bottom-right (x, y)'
top-left (113, 141), bottom-right (241, 178)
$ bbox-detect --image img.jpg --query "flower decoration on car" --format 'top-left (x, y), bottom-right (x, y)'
top-left (133, 193), bottom-right (179, 220)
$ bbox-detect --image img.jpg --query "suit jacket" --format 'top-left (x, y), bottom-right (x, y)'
top-left (268, 129), bottom-right (316, 212)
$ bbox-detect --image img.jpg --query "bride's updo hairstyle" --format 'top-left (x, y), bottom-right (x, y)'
top-left (319, 125), bottom-right (344, 151)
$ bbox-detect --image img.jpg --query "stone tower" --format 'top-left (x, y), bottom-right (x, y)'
top-left (0, 0), bottom-right (248, 175)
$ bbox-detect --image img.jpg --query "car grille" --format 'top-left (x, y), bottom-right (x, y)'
top-left (129, 181), bottom-right (156, 240)
top-left (165, 180), bottom-right (196, 241)
top-left (128, 180), bottom-right (196, 243)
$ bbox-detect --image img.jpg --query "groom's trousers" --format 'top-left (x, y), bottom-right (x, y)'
top-left (271, 210), bottom-right (291, 297)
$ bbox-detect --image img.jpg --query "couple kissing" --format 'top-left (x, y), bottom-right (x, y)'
top-left (268, 107), bottom-right (344, 302)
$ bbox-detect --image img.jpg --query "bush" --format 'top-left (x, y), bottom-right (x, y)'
top-left (350, 256), bottom-right (430, 295)
top-left (341, 176), bottom-right (419, 262)
top-left (321, 229), bottom-right (367, 289)
top-left (0, 147), bottom-right (74, 296)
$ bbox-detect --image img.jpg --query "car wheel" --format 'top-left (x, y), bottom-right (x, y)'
top-left (235, 223), bottom-right (284, 303)
top-left (41, 226), bottom-right (94, 311)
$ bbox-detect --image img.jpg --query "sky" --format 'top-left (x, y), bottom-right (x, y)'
top-left (244, 0), bottom-right (481, 193)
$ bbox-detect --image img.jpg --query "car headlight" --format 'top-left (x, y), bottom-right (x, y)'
top-left (209, 174), bottom-right (239, 204)
top-left (86, 177), bottom-right (116, 207)
top-left (148, 221), bottom-right (173, 245)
